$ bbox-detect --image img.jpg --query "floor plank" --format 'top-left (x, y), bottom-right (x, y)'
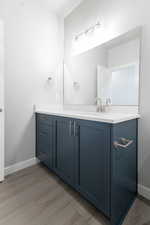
top-left (0, 164), bottom-right (149, 225)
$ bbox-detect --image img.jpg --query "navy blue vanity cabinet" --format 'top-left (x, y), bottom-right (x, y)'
top-left (54, 117), bottom-right (75, 186)
top-left (36, 113), bottom-right (138, 225)
top-left (111, 119), bottom-right (138, 225)
top-left (75, 120), bottom-right (111, 217)
top-left (36, 113), bottom-right (54, 169)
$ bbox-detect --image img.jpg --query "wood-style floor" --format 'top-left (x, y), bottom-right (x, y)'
top-left (0, 164), bottom-right (149, 225)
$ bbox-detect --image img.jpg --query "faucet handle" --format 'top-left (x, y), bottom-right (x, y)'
top-left (106, 98), bottom-right (112, 105)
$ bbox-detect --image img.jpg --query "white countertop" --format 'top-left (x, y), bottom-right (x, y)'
top-left (35, 108), bottom-right (140, 124)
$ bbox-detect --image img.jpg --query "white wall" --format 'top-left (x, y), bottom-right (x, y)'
top-left (0, 0), bottom-right (63, 167)
top-left (0, 20), bottom-right (4, 180)
top-left (64, 0), bottom-right (150, 190)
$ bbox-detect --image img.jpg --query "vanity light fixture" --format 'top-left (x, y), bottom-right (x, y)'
top-left (74, 21), bottom-right (101, 42)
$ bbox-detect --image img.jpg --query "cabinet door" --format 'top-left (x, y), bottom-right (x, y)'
top-left (55, 118), bottom-right (75, 186)
top-left (36, 114), bottom-right (53, 169)
top-left (76, 120), bottom-right (110, 217)
top-left (111, 120), bottom-right (137, 225)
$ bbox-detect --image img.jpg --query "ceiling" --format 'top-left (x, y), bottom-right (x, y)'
top-left (43, 0), bottom-right (83, 17)
top-left (17, 0), bottom-right (83, 17)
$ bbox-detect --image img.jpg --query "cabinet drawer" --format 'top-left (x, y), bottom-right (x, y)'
top-left (36, 113), bottom-right (54, 170)
top-left (36, 113), bottom-right (53, 126)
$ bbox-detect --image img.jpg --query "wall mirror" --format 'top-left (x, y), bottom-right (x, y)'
top-left (63, 27), bottom-right (141, 106)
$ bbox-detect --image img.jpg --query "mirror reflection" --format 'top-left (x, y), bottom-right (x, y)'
top-left (64, 29), bottom-right (140, 106)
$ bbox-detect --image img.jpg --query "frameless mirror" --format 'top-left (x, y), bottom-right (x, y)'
top-left (64, 28), bottom-right (141, 106)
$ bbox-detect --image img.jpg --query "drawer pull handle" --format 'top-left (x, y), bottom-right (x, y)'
top-left (69, 120), bottom-right (72, 136)
top-left (114, 138), bottom-right (133, 149)
top-left (74, 121), bottom-right (76, 136)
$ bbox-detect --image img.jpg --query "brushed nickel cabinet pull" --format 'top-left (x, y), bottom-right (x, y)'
top-left (73, 121), bottom-right (76, 136)
top-left (114, 138), bottom-right (133, 149)
top-left (69, 120), bottom-right (72, 136)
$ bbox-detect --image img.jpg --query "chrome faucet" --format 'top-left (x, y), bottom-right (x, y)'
top-left (95, 97), bottom-right (103, 112)
top-left (96, 97), bottom-right (112, 112)
top-left (106, 98), bottom-right (112, 109)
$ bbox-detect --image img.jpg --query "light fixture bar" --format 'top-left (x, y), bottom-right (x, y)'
top-left (74, 21), bottom-right (101, 41)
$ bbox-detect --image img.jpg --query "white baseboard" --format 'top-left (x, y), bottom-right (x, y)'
top-left (5, 157), bottom-right (39, 176)
top-left (138, 184), bottom-right (150, 200)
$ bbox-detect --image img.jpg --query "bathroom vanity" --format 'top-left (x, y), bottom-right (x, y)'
top-left (36, 110), bottom-right (139, 225)
top-left (35, 25), bottom-right (142, 225)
